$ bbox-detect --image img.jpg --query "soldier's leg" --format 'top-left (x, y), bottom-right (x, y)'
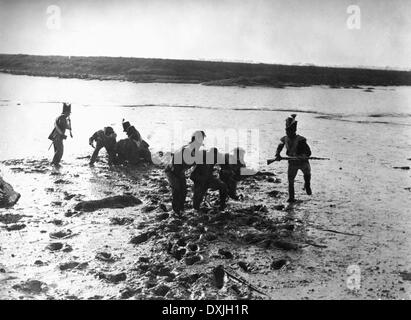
top-left (192, 182), bottom-right (207, 211)
top-left (166, 171), bottom-right (182, 214)
top-left (209, 178), bottom-right (228, 209)
top-left (302, 162), bottom-right (312, 195)
top-left (52, 138), bottom-right (64, 165)
top-left (179, 176), bottom-right (187, 211)
top-left (287, 163), bottom-right (298, 202)
top-left (90, 141), bottom-right (103, 165)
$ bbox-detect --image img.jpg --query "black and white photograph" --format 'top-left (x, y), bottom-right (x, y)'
top-left (0, 0), bottom-right (410, 304)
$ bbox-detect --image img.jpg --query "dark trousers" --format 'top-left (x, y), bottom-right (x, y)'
top-left (90, 141), bottom-right (117, 165)
top-left (287, 161), bottom-right (311, 200)
top-left (166, 170), bottom-right (187, 214)
top-left (220, 171), bottom-right (238, 199)
top-left (52, 137), bottom-right (64, 165)
top-left (192, 177), bottom-right (228, 210)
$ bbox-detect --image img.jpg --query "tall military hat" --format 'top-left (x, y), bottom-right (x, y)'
top-left (122, 121), bottom-right (131, 132)
top-left (62, 103), bottom-right (71, 114)
top-left (285, 114), bottom-right (297, 129)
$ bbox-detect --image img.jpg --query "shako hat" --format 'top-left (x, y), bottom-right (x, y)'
top-left (62, 103), bottom-right (71, 115)
top-left (122, 121), bottom-right (131, 132)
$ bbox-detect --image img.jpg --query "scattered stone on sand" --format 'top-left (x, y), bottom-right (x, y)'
top-left (399, 271), bottom-right (411, 281)
top-left (218, 249), bottom-right (234, 259)
top-left (51, 201), bottom-right (63, 207)
top-left (98, 272), bottom-right (127, 283)
top-left (271, 258), bottom-right (289, 270)
top-left (50, 219), bottom-right (63, 226)
top-left (184, 254), bottom-right (202, 265)
top-left (120, 287), bottom-right (142, 299)
top-left (5, 223), bottom-right (26, 231)
top-left (155, 212), bottom-right (169, 221)
top-left (272, 240), bottom-right (299, 251)
top-left (393, 166), bottom-right (410, 170)
top-left (213, 265), bottom-right (225, 289)
top-left (151, 284), bottom-right (170, 297)
top-left (54, 179), bottom-right (72, 184)
top-left (63, 192), bottom-right (76, 200)
top-left (130, 231), bottom-right (152, 245)
top-left (267, 190), bottom-right (281, 198)
top-left (59, 261), bottom-right (88, 271)
top-left (0, 213), bottom-right (23, 224)
top-left (142, 205), bottom-right (156, 213)
top-left (238, 261), bottom-right (250, 272)
top-left (95, 252), bottom-right (116, 263)
top-left (50, 229), bottom-right (72, 239)
top-left (74, 194), bottom-right (142, 212)
top-left (47, 242), bottom-right (63, 251)
top-left (110, 217), bottom-right (134, 225)
top-left (12, 280), bottom-right (47, 294)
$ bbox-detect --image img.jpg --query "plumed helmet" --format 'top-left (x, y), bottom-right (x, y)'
top-left (190, 130), bottom-right (206, 143)
top-left (285, 114), bottom-right (297, 129)
top-left (122, 121), bottom-right (131, 132)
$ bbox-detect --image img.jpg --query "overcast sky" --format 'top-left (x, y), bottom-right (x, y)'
top-left (0, 0), bottom-right (410, 69)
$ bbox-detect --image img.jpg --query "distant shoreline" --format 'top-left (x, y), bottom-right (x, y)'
top-left (1, 54), bottom-right (410, 88)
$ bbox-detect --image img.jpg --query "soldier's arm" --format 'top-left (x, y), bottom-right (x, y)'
top-left (275, 140), bottom-right (285, 158)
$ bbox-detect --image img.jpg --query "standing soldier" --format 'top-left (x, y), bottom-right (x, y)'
top-left (165, 131), bottom-right (205, 215)
top-left (275, 114), bottom-right (312, 203)
top-left (48, 103), bottom-right (72, 166)
top-left (88, 126), bottom-right (117, 166)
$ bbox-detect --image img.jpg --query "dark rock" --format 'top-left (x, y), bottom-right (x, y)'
top-left (272, 240), bottom-right (299, 251)
top-left (159, 203), bottom-right (169, 212)
top-left (47, 242), bottom-right (63, 251)
top-left (213, 265), bottom-right (225, 289)
top-left (50, 219), bottom-right (63, 226)
top-left (110, 217), bottom-right (134, 225)
top-left (218, 249), bottom-right (234, 259)
top-left (12, 280), bottom-right (47, 294)
top-left (54, 179), bottom-right (71, 184)
top-left (138, 256), bottom-right (150, 263)
top-left (142, 205), bottom-right (156, 213)
top-left (34, 260), bottom-right (44, 266)
top-left (0, 175), bottom-right (21, 208)
top-left (271, 259), bottom-right (289, 270)
top-left (74, 194), bottom-right (142, 212)
top-left (50, 229), bottom-right (72, 239)
top-left (184, 255), bottom-right (202, 265)
top-left (393, 166), bottom-right (410, 170)
top-left (120, 287), bottom-right (141, 299)
top-left (238, 261), bottom-right (249, 272)
top-left (6, 223), bottom-right (26, 231)
top-left (95, 252), bottom-right (115, 263)
top-left (51, 201), bottom-right (63, 206)
top-left (267, 190), bottom-right (281, 197)
top-left (59, 261), bottom-right (88, 271)
top-left (273, 204), bottom-right (285, 211)
top-left (130, 231), bottom-right (152, 245)
top-left (151, 284), bottom-right (170, 297)
top-left (156, 212), bottom-right (169, 221)
top-left (0, 213), bottom-right (23, 224)
top-left (399, 271), bottom-right (411, 281)
top-left (98, 272), bottom-right (126, 283)
top-left (203, 233), bottom-right (217, 241)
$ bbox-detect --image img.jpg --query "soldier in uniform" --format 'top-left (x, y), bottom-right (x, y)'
top-left (122, 120), bottom-right (152, 163)
top-left (275, 114), bottom-right (312, 202)
top-left (48, 103), bottom-right (72, 166)
top-left (88, 126), bottom-right (117, 166)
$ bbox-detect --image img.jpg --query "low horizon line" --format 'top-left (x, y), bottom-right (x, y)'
top-left (1, 52), bottom-right (410, 73)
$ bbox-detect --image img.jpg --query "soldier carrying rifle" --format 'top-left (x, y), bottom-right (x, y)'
top-left (274, 114), bottom-right (312, 203)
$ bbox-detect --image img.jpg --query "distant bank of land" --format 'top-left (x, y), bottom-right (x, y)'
top-left (0, 54), bottom-right (410, 88)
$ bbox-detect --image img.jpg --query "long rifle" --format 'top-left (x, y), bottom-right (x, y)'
top-left (267, 156), bottom-right (330, 165)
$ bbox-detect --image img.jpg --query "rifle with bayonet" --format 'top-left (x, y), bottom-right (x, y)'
top-left (267, 156), bottom-right (330, 165)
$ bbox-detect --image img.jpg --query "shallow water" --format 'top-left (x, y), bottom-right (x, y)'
top-left (1, 72), bottom-right (411, 299)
